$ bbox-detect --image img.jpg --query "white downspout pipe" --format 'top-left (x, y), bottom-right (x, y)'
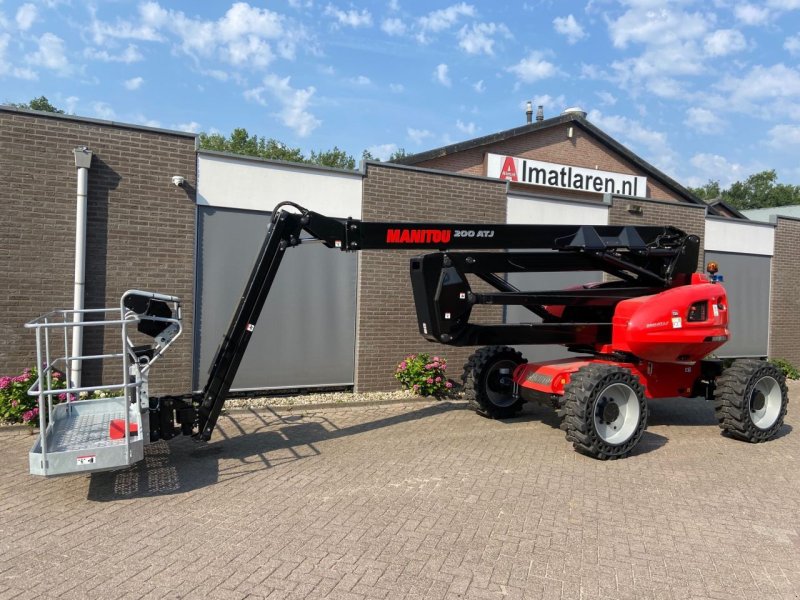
top-left (71, 147), bottom-right (93, 390)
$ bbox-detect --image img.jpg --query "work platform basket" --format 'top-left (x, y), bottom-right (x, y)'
top-left (26, 291), bottom-right (181, 476)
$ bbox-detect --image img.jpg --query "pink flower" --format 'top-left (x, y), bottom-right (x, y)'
top-left (412, 384), bottom-right (419, 390)
top-left (398, 361), bottom-right (407, 370)
top-left (433, 356), bottom-right (440, 362)
top-left (58, 393), bottom-right (67, 401)
top-left (426, 377), bottom-right (433, 384)
top-left (425, 363), bottom-right (433, 370)
top-left (11, 400), bottom-right (18, 408)
top-left (435, 377), bottom-right (442, 383)
top-left (51, 372), bottom-right (61, 380)
top-left (432, 362), bottom-right (440, 368)
top-left (0, 376), bottom-right (10, 389)
top-left (12, 374), bottom-right (29, 383)
top-left (22, 407), bottom-right (39, 423)
top-left (445, 381), bottom-right (453, 389)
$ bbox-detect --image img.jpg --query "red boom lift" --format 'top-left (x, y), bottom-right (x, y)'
top-left (150, 201), bottom-right (788, 460)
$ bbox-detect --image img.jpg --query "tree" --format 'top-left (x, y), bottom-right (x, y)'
top-left (308, 146), bottom-right (355, 169)
top-left (9, 95), bottom-right (64, 113)
top-left (198, 128), bottom-right (305, 163)
top-left (689, 170), bottom-right (800, 210)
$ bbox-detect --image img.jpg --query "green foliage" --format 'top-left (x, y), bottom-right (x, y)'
top-left (198, 128), bottom-right (306, 163)
top-left (770, 358), bottom-right (800, 380)
top-left (388, 147), bottom-right (408, 161)
top-left (689, 170), bottom-right (800, 210)
top-left (308, 145), bottom-right (355, 169)
top-left (9, 95), bottom-right (64, 114)
top-left (394, 353), bottom-right (454, 397)
top-left (0, 368), bottom-right (66, 425)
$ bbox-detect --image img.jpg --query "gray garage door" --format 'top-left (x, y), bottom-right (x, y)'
top-left (705, 251), bottom-right (770, 358)
top-left (193, 206), bottom-right (357, 391)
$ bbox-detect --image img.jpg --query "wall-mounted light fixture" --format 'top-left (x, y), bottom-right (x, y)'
top-left (171, 175), bottom-right (186, 187)
top-left (626, 204), bottom-right (643, 215)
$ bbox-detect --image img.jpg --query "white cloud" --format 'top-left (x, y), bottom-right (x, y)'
top-left (134, 114), bottom-right (161, 128)
top-left (389, 82), bottom-right (404, 92)
top-left (734, 4), bottom-right (771, 25)
top-left (246, 74), bottom-right (321, 137)
top-left (704, 29), bottom-right (746, 56)
top-left (456, 119), bottom-right (477, 135)
top-left (417, 3), bottom-right (475, 42)
top-left (389, 0), bottom-right (400, 11)
top-left (84, 44), bottom-right (143, 63)
top-left (715, 63), bottom-right (800, 117)
top-left (687, 153), bottom-right (754, 188)
top-left (768, 0), bottom-right (800, 8)
top-left (433, 63), bottom-right (451, 87)
top-left (608, 6), bottom-right (709, 49)
top-left (349, 75), bottom-right (371, 85)
top-left (381, 17), bottom-right (406, 36)
top-left (472, 79), bottom-right (485, 93)
top-left (766, 124), bottom-right (800, 149)
top-left (124, 76), bottom-right (144, 90)
top-left (174, 121), bottom-right (201, 133)
top-left (92, 101), bottom-right (116, 120)
top-left (785, 34), bottom-right (800, 55)
top-left (324, 4), bottom-right (372, 28)
top-left (64, 96), bottom-right (79, 114)
top-left (684, 107), bottom-right (724, 134)
top-left (367, 143), bottom-right (398, 161)
top-left (0, 32), bottom-right (38, 79)
top-left (596, 90), bottom-right (617, 106)
top-left (506, 52), bottom-right (556, 82)
top-left (15, 3), bottom-right (37, 30)
top-left (457, 22), bottom-right (510, 55)
top-left (26, 32), bottom-right (69, 71)
top-left (553, 14), bottom-right (585, 44)
top-left (407, 127), bottom-right (433, 145)
top-left (588, 109), bottom-right (679, 176)
top-left (90, 2), bottom-right (308, 71)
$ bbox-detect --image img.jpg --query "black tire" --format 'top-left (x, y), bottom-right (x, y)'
top-left (561, 364), bottom-right (648, 460)
top-left (714, 359), bottom-right (788, 442)
top-left (461, 346), bottom-right (526, 419)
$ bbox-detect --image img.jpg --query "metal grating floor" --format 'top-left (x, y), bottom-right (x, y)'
top-left (47, 411), bottom-right (128, 452)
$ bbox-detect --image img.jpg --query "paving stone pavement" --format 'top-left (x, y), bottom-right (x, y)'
top-left (2, 384), bottom-right (800, 600)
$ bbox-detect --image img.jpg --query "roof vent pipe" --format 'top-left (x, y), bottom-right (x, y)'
top-left (71, 146), bottom-right (92, 390)
top-left (525, 101), bottom-right (533, 124)
top-left (536, 105), bottom-right (544, 122)
top-left (562, 106), bottom-right (587, 118)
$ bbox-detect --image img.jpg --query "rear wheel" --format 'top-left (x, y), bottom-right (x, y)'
top-left (561, 364), bottom-right (648, 460)
top-left (714, 359), bottom-right (788, 442)
top-left (462, 346), bottom-right (526, 419)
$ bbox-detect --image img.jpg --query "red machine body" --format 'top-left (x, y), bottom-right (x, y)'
top-left (515, 274), bottom-right (730, 400)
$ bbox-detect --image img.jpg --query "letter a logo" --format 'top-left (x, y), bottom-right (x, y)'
top-left (499, 156), bottom-right (518, 181)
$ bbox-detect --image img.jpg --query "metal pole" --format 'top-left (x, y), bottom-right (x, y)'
top-left (71, 147), bottom-right (92, 389)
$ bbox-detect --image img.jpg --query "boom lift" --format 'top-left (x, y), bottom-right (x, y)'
top-left (27, 202), bottom-right (789, 474)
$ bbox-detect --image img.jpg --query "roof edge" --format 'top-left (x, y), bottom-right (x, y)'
top-left (0, 105), bottom-right (198, 138)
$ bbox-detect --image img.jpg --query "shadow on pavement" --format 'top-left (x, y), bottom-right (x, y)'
top-left (87, 402), bottom-right (462, 501)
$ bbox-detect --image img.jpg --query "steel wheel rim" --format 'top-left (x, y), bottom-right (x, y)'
top-left (485, 359), bottom-right (518, 407)
top-left (593, 382), bottom-right (640, 445)
top-left (750, 376), bottom-right (782, 430)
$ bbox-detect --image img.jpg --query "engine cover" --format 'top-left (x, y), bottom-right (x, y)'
top-left (611, 281), bottom-right (729, 363)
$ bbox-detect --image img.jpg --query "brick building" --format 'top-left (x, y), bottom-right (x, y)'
top-left (0, 105), bottom-right (792, 395)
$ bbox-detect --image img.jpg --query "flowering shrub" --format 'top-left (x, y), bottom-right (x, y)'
top-left (394, 353), bottom-right (454, 397)
top-left (0, 367), bottom-right (67, 426)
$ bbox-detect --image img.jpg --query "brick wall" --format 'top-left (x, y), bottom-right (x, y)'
top-left (355, 163), bottom-right (506, 392)
top-left (608, 196), bottom-right (707, 271)
top-left (769, 217), bottom-right (800, 365)
top-left (413, 123), bottom-right (684, 203)
top-left (0, 108), bottom-right (196, 394)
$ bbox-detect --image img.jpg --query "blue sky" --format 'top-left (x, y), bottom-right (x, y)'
top-left (2, 0), bottom-right (800, 188)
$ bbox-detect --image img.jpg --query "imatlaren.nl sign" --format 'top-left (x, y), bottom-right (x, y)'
top-left (486, 153), bottom-right (647, 198)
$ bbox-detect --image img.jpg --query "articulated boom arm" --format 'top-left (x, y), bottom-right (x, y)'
top-left (172, 201), bottom-right (698, 442)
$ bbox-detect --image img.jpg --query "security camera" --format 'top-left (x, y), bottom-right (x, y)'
top-left (171, 175), bottom-right (186, 187)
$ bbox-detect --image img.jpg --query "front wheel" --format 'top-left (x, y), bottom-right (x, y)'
top-left (714, 359), bottom-right (788, 442)
top-left (561, 364), bottom-right (648, 460)
top-left (461, 346), bottom-right (526, 419)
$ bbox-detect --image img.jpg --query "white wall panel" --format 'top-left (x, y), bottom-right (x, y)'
top-left (705, 218), bottom-right (774, 256)
top-left (507, 194), bottom-right (608, 225)
top-left (198, 152), bottom-right (362, 217)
